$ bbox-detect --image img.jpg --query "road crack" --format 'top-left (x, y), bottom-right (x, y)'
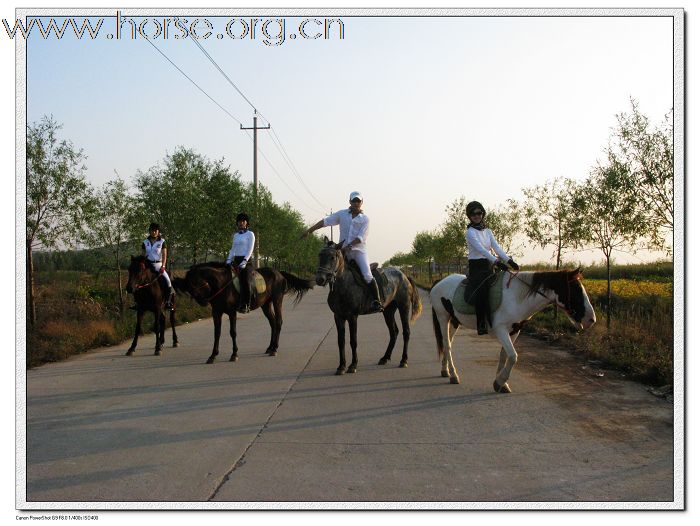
top-left (206, 325), bottom-right (333, 501)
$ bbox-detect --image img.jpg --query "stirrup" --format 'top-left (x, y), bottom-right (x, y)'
top-left (369, 300), bottom-right (384, 313)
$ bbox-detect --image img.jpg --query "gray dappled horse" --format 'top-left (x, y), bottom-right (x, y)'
top-left (315, 240), bottom-right (422, 375)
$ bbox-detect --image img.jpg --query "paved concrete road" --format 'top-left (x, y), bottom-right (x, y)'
top-left (24, 287), bottom-right (674, 505)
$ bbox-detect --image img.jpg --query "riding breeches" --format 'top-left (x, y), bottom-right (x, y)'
top-left (150, 262), bottom-right (172, 288)
top-left (346, 250), bottom-right (372, 283)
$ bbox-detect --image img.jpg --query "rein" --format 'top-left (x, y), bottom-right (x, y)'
top-left (134, 273), bottom-right (161, 290)
top-left (506, 270), bottom-right (578, 316)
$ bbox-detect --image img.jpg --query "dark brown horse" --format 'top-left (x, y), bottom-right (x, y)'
top-left (315, 240), bottom-right (423, 375)
top-left (173, 263), bottom-right (314, 364)
top-left (125, 255), bottom-right (178, 356)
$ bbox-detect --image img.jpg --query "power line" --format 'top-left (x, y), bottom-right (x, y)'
top-left (187, 28), bottom-right (258, 113)
top-left (186, 36), bottom-right (328, 214)
top-left (141, 36), bottom-right (243, 126)
top-left (242, 129), bottom-right (326, 215)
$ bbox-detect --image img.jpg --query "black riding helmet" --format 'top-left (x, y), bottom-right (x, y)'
top-left (466, 201), bottom-right (486, 219)
top-left (149, 222), bottom-right (160, 232)
top-left (236, 212), bottom-right (250, 224)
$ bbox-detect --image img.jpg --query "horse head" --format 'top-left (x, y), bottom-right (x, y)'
top-left (181, 264), bottom-right (224, 306)
top-left (557, 268), bottom-right (596, 330)
top-left (315, 239), bottom-right (344, 287)
top-left (125, 255), bottom-right (152, 294)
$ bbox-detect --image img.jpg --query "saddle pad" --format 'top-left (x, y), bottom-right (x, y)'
top-left (346, 259), bottom-right (388, 300)
top-left (233, 272), bottom-right (266, 294)
top-left (452, 272), bottom-right (505, 315)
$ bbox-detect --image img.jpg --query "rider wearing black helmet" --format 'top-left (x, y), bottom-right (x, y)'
top-left (140, 222), bottom-right (174, 310)
top-left (465, 201), bottom-right (519, 335)
top-left (225, 212), bottom-right (256, 313)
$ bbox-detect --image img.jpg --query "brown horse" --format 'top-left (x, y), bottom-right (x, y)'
top-left (173, 263), bottom-right (314, 364)
top-left (125, 255), bottom-right (178, 356)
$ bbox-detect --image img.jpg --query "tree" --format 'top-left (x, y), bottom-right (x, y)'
top-left (522, 178), bottom-right (584, 269)
top-left (85, 178), bottom-right (133, 313)
top-left (609, 99), bottom-right (673, 252)
top-left (572, 156), bottom-right (648, 329)
top-left (26, 116), bottom-right (91, 325)
top-left (132, 148), bottom-right (245, 266)
top-left (487, 199), bottom-right (524, 258)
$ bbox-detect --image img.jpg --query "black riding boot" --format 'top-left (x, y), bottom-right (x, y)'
top-left (237, 268), bottom-right (251, 313)
top-left (475, 289), bottom-right (490, 335)
top-left (165, 287), bottom-right (174, 310)
top-left (368, 278), bottom-right (384, 313)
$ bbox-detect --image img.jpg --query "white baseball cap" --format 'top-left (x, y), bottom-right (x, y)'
top-left (349, 191), bottom-right (363, 202)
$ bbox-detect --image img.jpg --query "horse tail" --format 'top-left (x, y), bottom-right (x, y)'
top-left (407, 276), bottom-right (423, 323)
top-left (432, 307), bottom-right (444, 360)
top-left (279, 271), bottom-right (315, 306)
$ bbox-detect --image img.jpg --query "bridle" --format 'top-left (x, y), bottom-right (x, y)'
top-left (316, 247), bottom-right (342, 291)
top-left (507, 270), bottom-right (582, 319)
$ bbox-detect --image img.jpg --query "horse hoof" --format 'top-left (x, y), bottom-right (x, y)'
top-left (493, 380), bottom-right (511, 393)
top-left (268, 351), bottom-right (277, 357)
top-left (172, 342), bottom-right (179, 348)
top-left (154, 351), bottom-right (161, 356)
top-left (206, 358), bottom-right (215, 364)
top-left (125, 349), bottom-right (134, 356)
top-left (399, 361), bottom-right (408, 368)
top-left (441, 370), bottom-right (449, 378)
top-left (347, 365), bottom-right (357, 374)
top-left (229, 355), bottom-right (238, 362)
top-left (378, 358), bottom-right (389, 365)
top-left (450, 377), bottom-right (460, 385)
top-left (335, 368), bottom-right (346, 376)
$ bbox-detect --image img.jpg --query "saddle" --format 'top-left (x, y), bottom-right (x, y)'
top-left (346, 258), bottom-right (388, 302)
top-left (452, 272), bottom-right (505, 316)
top-left (232, 270), bottom-right (267, 295)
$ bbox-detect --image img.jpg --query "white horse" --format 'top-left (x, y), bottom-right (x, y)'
top-left (429, 269), bottom-right (596, 393)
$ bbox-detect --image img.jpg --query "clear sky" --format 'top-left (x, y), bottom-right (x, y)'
top-left (24, 11), bottom-right (674, 264)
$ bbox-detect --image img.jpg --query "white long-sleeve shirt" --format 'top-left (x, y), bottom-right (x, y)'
top-left (465, 227), bottom-right (509, 264)
top-left (226, 230), bottom-right (255, 265)
top-left (323, 209), bottom-right (353, 245)
top-left (346, 213), bottom-right (369, 254)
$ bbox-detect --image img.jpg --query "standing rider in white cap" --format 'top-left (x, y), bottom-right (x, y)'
top-left (303, 191), bottom-right (383, 313)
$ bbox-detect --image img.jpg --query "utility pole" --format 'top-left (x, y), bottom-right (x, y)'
top-left (241, 110), bottom-right (270, 267)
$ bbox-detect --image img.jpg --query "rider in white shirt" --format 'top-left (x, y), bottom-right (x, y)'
top-left (225, 212), bottom-right (256, 313)
top-left (141, 222), bottom-right (174, 309)
top-left (303, 191), bottom-right (383, 313)
top-left (465, 201), bottom-right (519, 334)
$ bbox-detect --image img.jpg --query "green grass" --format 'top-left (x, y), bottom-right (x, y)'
top-left (27, 270), bottom-right (212, 368)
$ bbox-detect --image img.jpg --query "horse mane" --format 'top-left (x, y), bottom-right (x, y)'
top-left (190, 261), bottom-right (229, 270)
top-left (526, 269), bottom-right (580, 297)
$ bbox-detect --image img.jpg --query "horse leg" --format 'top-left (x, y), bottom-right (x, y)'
top-left (444, 317), bottom-right (460, 384)
top-left (261, 302), bottom-right (277, 356)
top-left (170, 308), bottom-right (178, 348)
top-left (334, 314), bottom-right (346, 375)
top-left (347, 315), bottom-right (358, 373)
top-left (126, 310), bottom-right (144, 356)
top-left (154, 308), bottom-right (163, 356)
top-left (206, 310), bottom-right (223, 364)
top-left (159, 312), bottom-right (166, 346)
top-left (272, 296), bottom-right (283, 354)
top-left (378, 304), bottom-right (398, 365)
top-left (229, 312), bottom-right (239, 362)
top-left (397, 304), bottom-right (411, 368)
top-left (493, 326), bottom-right (518, 393)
